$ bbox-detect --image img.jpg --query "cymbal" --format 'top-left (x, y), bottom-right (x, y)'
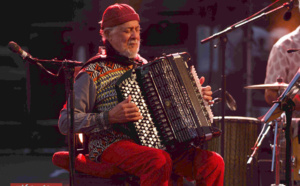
top-left (244, 82), bottom-right (288, 90)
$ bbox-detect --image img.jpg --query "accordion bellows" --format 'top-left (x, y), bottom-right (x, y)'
top-left (116, 52), bottom-right (221, 153)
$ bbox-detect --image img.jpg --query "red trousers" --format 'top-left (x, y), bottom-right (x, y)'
top-left (100, 140), bottom-right (224, 186)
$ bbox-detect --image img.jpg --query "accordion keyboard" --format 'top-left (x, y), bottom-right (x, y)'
top-left (118, 70), bottom-right (166, 150)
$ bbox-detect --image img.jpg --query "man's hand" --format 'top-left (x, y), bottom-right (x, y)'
top-left (199, 76), bottom-right (213, 102)
top-left (265, 89), bottom-right (279, 105)
top-left (108, 95), bottom-right (143, 124)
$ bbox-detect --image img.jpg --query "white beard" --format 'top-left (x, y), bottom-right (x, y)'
top-left (120, 40), bottom-right (140, 58)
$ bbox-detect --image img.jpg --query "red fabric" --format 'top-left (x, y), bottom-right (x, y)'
top-left (101, 140), bottom-right (224, 186)
top-left (100, 3), bottom-right (140, 29)
top-left (101, 140), bottom-right (172, 186)
top-left (53, 140), bottom-right (224, 185)
top-left (172, 147), bottom-right (225, 186)
top-left (52, 151), bottom-right (123, 178)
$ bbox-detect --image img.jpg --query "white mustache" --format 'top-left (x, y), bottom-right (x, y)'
top-left (128, 40), bottom-right (139, 44)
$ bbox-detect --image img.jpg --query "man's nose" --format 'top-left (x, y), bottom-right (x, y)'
top-left (131, 30), bottom-right (139, 39)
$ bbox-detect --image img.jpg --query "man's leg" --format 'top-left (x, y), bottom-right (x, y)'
top-left (172, 147), bottom-right (224, 186)
top-left (101, 140), bottom-right (172, 186)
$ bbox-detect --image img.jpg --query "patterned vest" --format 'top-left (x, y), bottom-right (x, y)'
top-left (82, 56), bottom-right (134, 162)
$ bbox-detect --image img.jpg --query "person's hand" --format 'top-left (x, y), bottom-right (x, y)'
top-left (199, 76), bottom-right (213, 102)
top-left (108, 95), bottom-right (143, 124)
top-left (265, 89), bottom-right (279, 105)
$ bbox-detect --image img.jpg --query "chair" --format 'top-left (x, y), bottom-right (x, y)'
top-left (52, 133), bottom-right (140, 186)
top-left (52, 134), bottom-right (190, 185)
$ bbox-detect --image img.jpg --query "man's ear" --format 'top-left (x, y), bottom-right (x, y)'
top-left (103, 30), bottom-right (110, 40)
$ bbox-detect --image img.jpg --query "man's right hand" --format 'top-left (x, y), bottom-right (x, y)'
top-left (108, 95), bottom-right (143, 124)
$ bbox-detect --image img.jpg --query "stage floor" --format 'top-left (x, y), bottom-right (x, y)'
top-left (0, 152), bottom-right (69, 186)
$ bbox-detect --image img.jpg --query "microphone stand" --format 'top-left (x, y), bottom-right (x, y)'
top-left (220, 36), bottom-right (227, 158)
top-left (8, 41), bottom-right (83, 186)
top-left (24, 57), bottom-right (82, 186)
top-left (61, 60), bottom-right (82, 186)
top-left (200, 0), bottom-right (293, 160)
top-left (29, 57), bottom-right (83, 66)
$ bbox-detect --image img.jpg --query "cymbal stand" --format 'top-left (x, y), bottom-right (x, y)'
top-left (270, 117), bottom-right (285, 186)
top-left (269, 83), bottom-right (285, 185)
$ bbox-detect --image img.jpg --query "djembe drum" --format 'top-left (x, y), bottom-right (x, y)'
top-left (207, 116), bottom-right (261, 186)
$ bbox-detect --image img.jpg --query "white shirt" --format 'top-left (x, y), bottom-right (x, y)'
top-left (265, 26), bottom-right (300, 84)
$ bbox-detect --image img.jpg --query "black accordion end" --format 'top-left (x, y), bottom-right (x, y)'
top-left (116, 52), bottom-right (221, 153)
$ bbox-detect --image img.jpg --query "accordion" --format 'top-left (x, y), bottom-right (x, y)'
top-left (116, 52), bottom-right (221, 153)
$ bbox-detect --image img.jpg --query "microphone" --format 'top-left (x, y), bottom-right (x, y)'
top-left (283, 0), bottom-right (294, 21)
top-left (287, 48), bottom-right (300, 53)
top-left (8, 41), bottom-right (36, 63)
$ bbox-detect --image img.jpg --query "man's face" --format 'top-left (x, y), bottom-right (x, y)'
top-left (106, 20), bottom-right (141, 58)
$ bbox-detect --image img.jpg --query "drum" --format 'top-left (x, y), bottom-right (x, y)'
top-left (207, 116), bottom-right (261, 186)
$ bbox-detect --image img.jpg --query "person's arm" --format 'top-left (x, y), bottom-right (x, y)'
top-left (264, 42), bottom-right (287, 105)
top-left (264, 42), bottom-right (300, 110)
top-left (58, 71), bottom-right (143, 135)
top-left (58, 72), bottom-right (109, 135)
top-left (264, 89), bottom-right (279, 105)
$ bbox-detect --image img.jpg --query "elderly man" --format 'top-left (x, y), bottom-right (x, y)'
top-left (58, 3), bottom-right (224, 185)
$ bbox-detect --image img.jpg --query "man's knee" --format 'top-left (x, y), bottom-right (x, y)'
top-left (212, 152), bottom-right (224, 172)
top-left (195, 150), bottom-right (224, 176)
top-left (146, 149), bottom-right (172, 171)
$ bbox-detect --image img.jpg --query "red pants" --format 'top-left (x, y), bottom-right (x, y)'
top-left (100, 140), bottom-right (224, 186)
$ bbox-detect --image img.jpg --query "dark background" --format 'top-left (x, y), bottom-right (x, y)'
top-left (0, 0), bottom-right (299, 185)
